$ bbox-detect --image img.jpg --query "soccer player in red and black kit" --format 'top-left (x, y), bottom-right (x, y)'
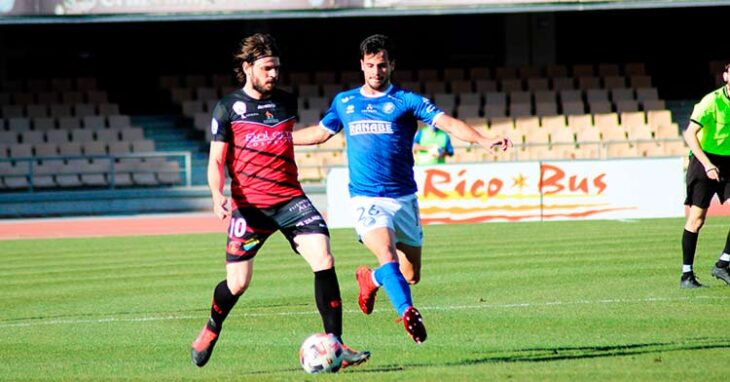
top-left (190, 33), bottom-right (370, 368)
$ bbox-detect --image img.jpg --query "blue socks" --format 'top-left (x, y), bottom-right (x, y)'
top-left (373, 262), bottom-right (413, 316)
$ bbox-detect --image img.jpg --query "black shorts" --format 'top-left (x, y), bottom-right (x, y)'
top-left (225, 196), bottom-right (329, 262)
top-left (685, 152), bottom-right (730, 208)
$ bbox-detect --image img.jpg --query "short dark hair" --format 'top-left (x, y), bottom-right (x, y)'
top-left (359, 34), bottom-right (395, 62)
top-left (233, 33), bottom-right (281, 85)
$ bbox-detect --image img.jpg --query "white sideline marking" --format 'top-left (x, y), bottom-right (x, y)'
top-left (1, 296), bottom-right (727, 329)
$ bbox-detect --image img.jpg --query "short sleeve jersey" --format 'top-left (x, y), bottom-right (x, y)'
top-left (320, 84), bottom-right (444, 197)
top-left (690, 87), bottom-right (730, 156)
top-left (211, 88), bottom-right (303, 209)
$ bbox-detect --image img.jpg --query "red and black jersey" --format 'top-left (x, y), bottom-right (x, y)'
top-left (211, 88), bottom-right (303, 209)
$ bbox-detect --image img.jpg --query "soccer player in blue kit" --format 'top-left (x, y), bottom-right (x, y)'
top-left (293, 34), bottom-right (511, 344)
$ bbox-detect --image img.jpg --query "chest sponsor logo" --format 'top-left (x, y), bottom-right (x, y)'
top-left (244, 130), bottom-right (293, 147)
top-left (349, 120), bottom-right (394, 135)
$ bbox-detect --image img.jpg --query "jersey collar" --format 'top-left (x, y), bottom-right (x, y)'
top-left (359, 84), bottom-right (393, 98)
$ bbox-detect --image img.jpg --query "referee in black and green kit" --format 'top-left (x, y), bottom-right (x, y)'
top-left (680, 62), bottom-right (730, 289)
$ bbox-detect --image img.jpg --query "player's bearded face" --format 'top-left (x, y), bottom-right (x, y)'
top-left (361, 51), bottom-right (393, 92)
top-left (249, 57), bottom-right (280, 95)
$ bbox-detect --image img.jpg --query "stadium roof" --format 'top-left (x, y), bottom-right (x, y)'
top-left (0, 0), bottom-right (727, 24)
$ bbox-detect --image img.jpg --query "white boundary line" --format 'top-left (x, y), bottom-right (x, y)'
top-left (1, 295), bottom-right (727, 329)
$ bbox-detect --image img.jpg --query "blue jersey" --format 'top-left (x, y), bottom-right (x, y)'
top-left (320, 84), bottom-right (444, 197)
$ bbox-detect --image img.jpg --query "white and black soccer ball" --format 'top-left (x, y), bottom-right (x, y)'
top-left (299, 333), bottom-right (344, 374)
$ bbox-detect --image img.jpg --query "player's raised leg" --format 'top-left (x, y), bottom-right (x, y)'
top-left (361, 227), bottom-right (427, 344)
top-left (191, 260), bottom-right (252, 367)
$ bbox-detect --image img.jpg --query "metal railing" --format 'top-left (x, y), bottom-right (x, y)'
top-left (0, 151), bottom-right (192, 192)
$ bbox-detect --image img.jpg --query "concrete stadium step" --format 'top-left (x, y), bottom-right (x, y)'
top-left (131, 114), bottom-right (209, 185)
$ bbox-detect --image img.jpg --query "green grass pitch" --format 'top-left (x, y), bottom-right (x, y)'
top-left (1, 217), bottom-right (729, 381)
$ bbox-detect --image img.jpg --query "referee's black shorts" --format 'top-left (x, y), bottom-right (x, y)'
top-left (685, 152), bottom-right (730, 208)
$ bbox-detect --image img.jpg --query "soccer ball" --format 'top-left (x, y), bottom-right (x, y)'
top-left (299, 333), bottom-right (344, 374)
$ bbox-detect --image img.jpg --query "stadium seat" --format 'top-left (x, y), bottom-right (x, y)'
top-left (21, 131), bottom-right (45, 145)
top-left (500, 78), bottom-right (523, 92)
top-left (552, 77), bottom-right (575, 91)
top-left (108, 141), bottom-right (131, 155)
top-left (484, 104), bottom-right (507, 119)
top-left (7, 117), bottom-right (32, 132)
top-left (624, 63), bottom-right (647, 76)
top-left (33, 117), bottom-right (56, 131)
top-left (2, 105), bottom-right (24, 118)
top-left (577, 76), bottom-right (601, 90)
top-left (642, 100), bottom-right (666, 111)
top-left (629, 75), bottom-right (652, 88)
top-left (636, 87), bottom-right (659, 101)
top-left (602, 76), bottom-right (627, 89)
top-left (443, 68), bottom-right (465, 81)
top-left (87, 91), bottom-right (109, 104)
top-left (606, 142), bottom-right (637, 158)
top-left (535, 102), bottom-right (558, 117)
top-left (468, 67), bottom-right (490, 80)
top-left (132, 139), bottom-right (155, 153)
top-left (611, 88), bottom-right (635, 102)
top-left (50, 103), bottom-right (73, 117)
top-left (58, 117), bottom-right (82, 130)
top-left (108, 114), bottom-right (132, 129)
top-left (626, 124), bottom-right (654, 142)
top-left (83, 116), bottom-right (107, 130)
top-left (562, 101), bottom-right (586, 115)
top-left (545, 64), bottom-right (568, 78)
top-left (98, 103), bottom-right (120, 116)
top-left (27, 104), bottom-right (48, 118)
top-left (572, 64), bottom-right (595, 77)
top-left (474, 80), bottom-right (497, 93)
top-left (647, 110), bottom-right (672, 130)
top-left (597, 64), bottom-right (621, 77)
top-left (615, 100), bottom-right (640, 113)
top-left (70, 128), bottom-right (95, 143)
top-left (62, 91), bottom-right (84, 104)
top-left (510, 91), bottom-right (532, 104)
top-left (588, 101), bottom-right (612, 114)
top-left (510, 103), bottom-right (532, 118)
top-left (58, 142), bottom-right (82, 157)
top-left (485, 92), bottom-right (507, 106)
top-left (34, 143), bottom-right (59, 158)
top-left (97, 129), bottom-right (121, 142)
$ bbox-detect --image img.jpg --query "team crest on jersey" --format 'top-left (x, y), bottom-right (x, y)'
top-left (263, 110), bottom-right (279, 124)
top-left (232, 101), bottom-right (247, 117)
top-left (383, 102), bottom-right (395, 114)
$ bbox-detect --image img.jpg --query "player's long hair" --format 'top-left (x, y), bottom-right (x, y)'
top-left (233, 33), bottom-right (281, 86)
top-left (359, 34), bottom-right (395, 62)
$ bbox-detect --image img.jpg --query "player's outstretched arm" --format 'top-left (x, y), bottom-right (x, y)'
top-left (434, 114), bottom-right (512, 153)
top-left (292, 124), bottom-right (334, 146)
top-left (684, 121), bottom-right (719, 180)
top-left (208, 141), bottom-right (230, 220)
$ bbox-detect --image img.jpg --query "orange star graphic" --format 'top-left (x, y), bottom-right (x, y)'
top-left (512, 173), bottom-right (528, 189)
